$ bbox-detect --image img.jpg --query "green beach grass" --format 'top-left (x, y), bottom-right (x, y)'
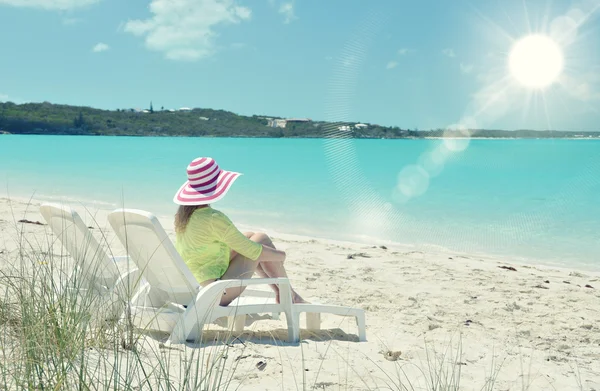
top-left (0, 205), bottom-right (589, 390)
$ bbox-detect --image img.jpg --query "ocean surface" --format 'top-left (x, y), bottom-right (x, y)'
top-left (1, 135), bottom-right (598, 271)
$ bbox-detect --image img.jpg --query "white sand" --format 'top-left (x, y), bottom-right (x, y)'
top-left (1, 197), bottom-right (599, 390)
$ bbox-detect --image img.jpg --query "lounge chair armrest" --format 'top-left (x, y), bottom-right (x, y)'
top-left (193, 278), bottom-right (293, 307)
top-left (220, 277), bottom-right (290, 288)
top-left (169, 277), bottom-right (297, 345)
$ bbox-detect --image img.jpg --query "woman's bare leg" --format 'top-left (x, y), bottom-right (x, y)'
top-left (220, 232), bottom-right (306, 305)
top-left (231, 232), bottom-right (288, 297)
top-left (248, 232), bottom-right (306, 303)
top-left (218, 249), bottom-right (260, 306)
top-left (229, 232), bottom-right (276, 292)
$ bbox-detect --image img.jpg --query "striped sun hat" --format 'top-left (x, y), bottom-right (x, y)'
top-left (173, 157), bottom-right (242, 205)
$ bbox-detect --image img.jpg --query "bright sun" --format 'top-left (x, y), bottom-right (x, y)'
top-left (508, 34), bottom-right (564, 89)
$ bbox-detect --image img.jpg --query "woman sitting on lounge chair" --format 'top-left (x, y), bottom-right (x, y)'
top-left (173, 156), bottom-right (306, 306)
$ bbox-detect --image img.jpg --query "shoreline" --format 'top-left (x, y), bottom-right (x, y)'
top-left (233, 221), bottom-right (600, 274)
top-left (2, 132), bottom-right (600, 140)
top-left (2, 194), bottom-right (599, 276)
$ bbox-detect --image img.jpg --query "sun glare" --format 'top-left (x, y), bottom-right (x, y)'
top-left (508, 34), bottom-right (564, 89)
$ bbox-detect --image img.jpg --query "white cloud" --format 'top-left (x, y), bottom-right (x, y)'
top-left (562, 72), bottom-right (600, 101)
top-left (124, 0), bottom-right (252, 61)
top-left (92, 42), bottom-right (110, 53)
top-left (63, 17), bottom-right (82, 25)
top-left (442, 48), bottom-right (456, 58)
top-left (398, 48), bottom-right (409, 55)
top-left (386, 61), bottom-right (398, 70)
top-left (460, 63), bottom-right (474, 74)
top-left (0, 93), bottom-right (24, 103)
top-left (279, 2), bottom-right (296, 24)
top-left (0, 0), bottom-right (99, 10)
top-left (572, 83), bottom-right (595, 100)
top-left (229, 42), bottom-right (256, 52)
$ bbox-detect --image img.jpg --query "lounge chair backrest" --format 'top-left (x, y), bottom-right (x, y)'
top-left (107, 209), bottom-right (199, 305)
top-left (40, 203), bottom-right (118, 284)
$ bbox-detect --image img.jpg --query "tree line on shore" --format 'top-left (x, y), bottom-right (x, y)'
top-left (0, 101), bottom-right (598, 138)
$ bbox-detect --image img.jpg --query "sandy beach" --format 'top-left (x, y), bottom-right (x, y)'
top-left (1, 197), bottom-right (599, 390)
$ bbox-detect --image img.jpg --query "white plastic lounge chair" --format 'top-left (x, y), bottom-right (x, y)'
top-left (107, 208), bottom-right (299, 344)
top-left (39, 203), bottom-right (142, 319)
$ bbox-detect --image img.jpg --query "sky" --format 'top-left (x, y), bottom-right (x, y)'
top-left (0, 0), bottom-right (599, 131)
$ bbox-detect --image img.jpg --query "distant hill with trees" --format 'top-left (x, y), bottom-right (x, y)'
top-left (0, 101), bottom-right (598, 139)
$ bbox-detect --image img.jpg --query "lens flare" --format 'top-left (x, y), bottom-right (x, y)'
top-left (396, 165), bottom-right (430, 198)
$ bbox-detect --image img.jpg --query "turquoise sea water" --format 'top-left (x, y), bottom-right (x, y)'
top-left (1, 135), bottom-right (598, 270)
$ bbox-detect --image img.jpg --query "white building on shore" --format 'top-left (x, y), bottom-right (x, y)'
top-left (266, 117), bottom-right (311, 128)
top-left (266, 118), bottom-right (288, 128)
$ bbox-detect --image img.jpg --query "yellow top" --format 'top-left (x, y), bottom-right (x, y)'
top-left (175, 207), bottom-right (263, 283)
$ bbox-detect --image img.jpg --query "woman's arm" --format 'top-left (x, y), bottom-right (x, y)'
top-left (216, 211), bottom-right (286, 263)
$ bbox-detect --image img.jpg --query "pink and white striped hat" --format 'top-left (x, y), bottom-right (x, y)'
top-left (173, 157), bottom-right (242, 205)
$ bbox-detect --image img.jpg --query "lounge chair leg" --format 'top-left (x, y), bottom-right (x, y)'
top-left (169, 322), bottom-right (186, 345)
top-left (232, 315), bottom-right (246, 333)
top-left (306, 312), bottom-right (321, 330)
top-left (170, 307), bottom-right (206, 344)
top-left (285, 311), bottom-right (300, 343)
top-left (356, 313), bottom-right (366, 342)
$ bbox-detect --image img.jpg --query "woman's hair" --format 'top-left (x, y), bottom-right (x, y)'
top-left (174, 205), bottom-right (203, 233)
